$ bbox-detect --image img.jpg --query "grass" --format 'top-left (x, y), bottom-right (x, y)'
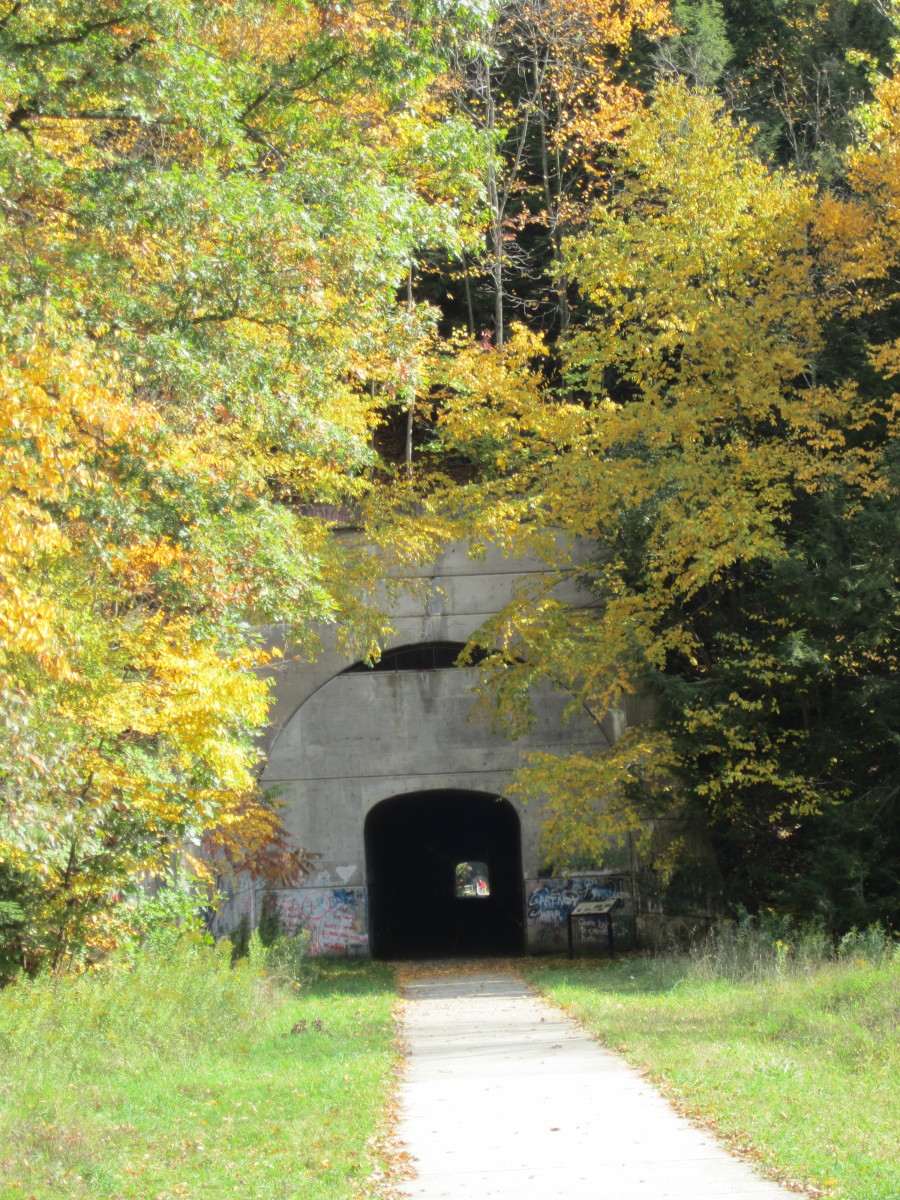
top-left (0, 935), bottom-right (399, 1200)
top-left (523, 933), bottom-right (900, 1200)
top-left (6, 921), bottom-right (896, 1200)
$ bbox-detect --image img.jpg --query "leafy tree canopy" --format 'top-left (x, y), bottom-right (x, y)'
top-left (426, 78), bottom-right (900, 926)
top-left (0, 0), bottom-right (488, 970)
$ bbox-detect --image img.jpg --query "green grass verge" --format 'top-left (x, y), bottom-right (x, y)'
top-left (0, 938), bottom-right (399, 1200)
top-left (524, 952), bottom-right (900, 1200)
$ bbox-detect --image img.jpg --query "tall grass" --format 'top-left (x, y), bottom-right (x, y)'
top-left (0, 934), bottom-right (398, 1200)
top-left (639, 912), bottom-right (897, 984)
top-left (525, 920), bottom-right (900, 1200)
top-left (704, 911), bottom-right (896, 976)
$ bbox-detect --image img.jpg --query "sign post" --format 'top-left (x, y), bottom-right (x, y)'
top-left (568, 898), bottom-right (622, 959)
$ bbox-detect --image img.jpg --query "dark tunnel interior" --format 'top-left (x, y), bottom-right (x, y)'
top-left (364, 790), bottom-right (525, 959)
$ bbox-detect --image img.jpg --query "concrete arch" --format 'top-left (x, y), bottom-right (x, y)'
top-left (262, 651), bottom-right (608, 884)
top-left (258, 540), bottom-right (604, 756)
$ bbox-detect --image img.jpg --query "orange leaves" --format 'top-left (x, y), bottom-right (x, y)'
top-left (201, 1), bottom-right (324, 67)
top-left (506, 0), bottom-right (674, 219)
top-left (813, 192), bottom-right (878, 285)
top-left (532, 0), bottom-right (672, 156)
top-left (812, 64), bottom-right (900, 407)
top-left (844, 71), bottom-right (900, 275)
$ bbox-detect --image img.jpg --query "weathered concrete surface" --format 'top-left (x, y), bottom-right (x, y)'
top-left (217, 543), bottom-right (623, 950)
top-left (257, 541), bottom-right (637, 893)
top-left (396, 970), bottom-right (795, 1200)
top-left (216, 541), bottom-right (710, 955)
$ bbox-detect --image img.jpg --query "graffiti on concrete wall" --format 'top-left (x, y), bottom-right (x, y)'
top-left (525, 876), bottom-right (625, 951)
top-left (273, 887), bottom-right (368, 958)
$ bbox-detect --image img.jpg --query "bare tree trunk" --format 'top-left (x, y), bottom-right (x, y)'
top-left (534, 55), bottom-right (570, 339)
top-left (405, 264), bottom-right (415, 475)
top-left (461, 249), bottom-right (475, 337)
top-left (483, 62), bottom-right (505, 349)
top-left (489, 163), bottom-right (505, 349)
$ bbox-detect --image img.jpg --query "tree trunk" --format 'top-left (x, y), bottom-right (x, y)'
top-left (405, 264), bottom-right (415, 474)
top-left (534, 55), bottom-right (570, 339)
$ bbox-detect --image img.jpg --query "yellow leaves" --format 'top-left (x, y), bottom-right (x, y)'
top-left (105, 614), bottom-right (269, 748)
top-left (429, 74), bottom-right (900, 870)
top-left (0, 332), bottom-right (147, 677)
top-left (0, 324), bottom-right (288, 944)
top-left (434, 325), bottom-right (594, 477)
top-left (592, 87), bottom-right (816, 292)
top-left (565, 81), bottom-right (868, 528)
top-left (513, 727), bottom-right (676, 864)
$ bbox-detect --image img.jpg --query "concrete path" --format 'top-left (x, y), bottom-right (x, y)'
top-left (395, 969), bottom-right (796, 1200)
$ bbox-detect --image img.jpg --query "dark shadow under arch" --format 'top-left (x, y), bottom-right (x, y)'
top-left (343, 642), bottom-right (486, 673)
top-left (364, 790), bottom-right (525, 959)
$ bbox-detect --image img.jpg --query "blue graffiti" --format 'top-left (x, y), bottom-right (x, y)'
top-left (527, 878), bottom-right (618, 925)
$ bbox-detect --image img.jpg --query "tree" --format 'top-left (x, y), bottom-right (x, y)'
top-left (428, 81), bottom-right (899, 922)
top-left (720, 0), bottom-right (897, 175)
top-left (0, 0), bottom-right (489, 969)
top-left (440, 0), bottom-right (671, 347)
top-left (656, 0), bottom-right (733, 89)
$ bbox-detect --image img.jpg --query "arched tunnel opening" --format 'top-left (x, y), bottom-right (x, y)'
top-left (364, 790), bottom-right (525, 959)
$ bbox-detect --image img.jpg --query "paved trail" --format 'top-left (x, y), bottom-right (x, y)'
top-left (395, 969), bottom-right (796, 1200)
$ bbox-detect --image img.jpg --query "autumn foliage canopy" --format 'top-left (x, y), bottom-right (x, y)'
top-left (3, 0), bottom-right (900, 967)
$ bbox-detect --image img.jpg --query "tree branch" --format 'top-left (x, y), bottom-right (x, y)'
top-left (0, 1), bottom-right (22, 31)
top-left (10, 8), bottom-right (147, 51)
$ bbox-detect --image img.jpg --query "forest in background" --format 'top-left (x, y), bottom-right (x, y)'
top-left (2, 0), bottom-right (900, 973)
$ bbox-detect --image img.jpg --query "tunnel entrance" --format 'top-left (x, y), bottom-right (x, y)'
top-left (364, 790), bottom-right (525, 959)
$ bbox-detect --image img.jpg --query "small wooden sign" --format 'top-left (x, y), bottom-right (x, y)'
top-left (571, 899), bottom-right (619, 916)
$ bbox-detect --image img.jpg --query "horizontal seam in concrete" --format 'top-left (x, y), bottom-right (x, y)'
top-left (386, 609), bottom-right (533, 616)
top-left (261, 768), bottom-right (527, 784)
top-left (388, 567), bottom-right (567, 579)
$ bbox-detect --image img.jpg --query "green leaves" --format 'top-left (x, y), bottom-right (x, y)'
top-left (430, 78), bottom-right (900, 912)
top-left (0, 0), bottom-right (487, 969)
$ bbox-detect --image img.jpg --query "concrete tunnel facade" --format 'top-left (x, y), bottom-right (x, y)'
top-left (215, 542), bottom-right (637, 957)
